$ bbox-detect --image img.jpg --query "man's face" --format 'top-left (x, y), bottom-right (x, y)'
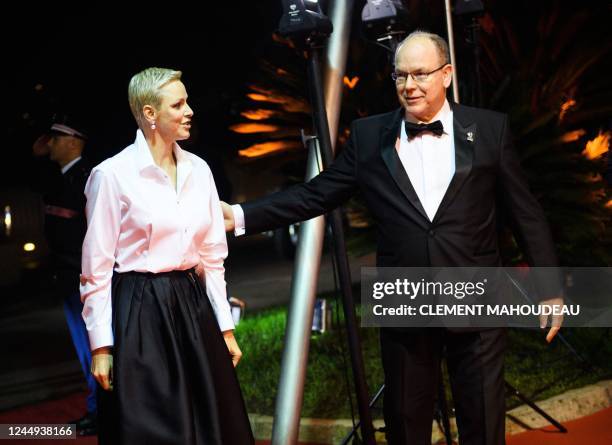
top-left (47, 134), bottom-right (73, 163)
top-left (394, 37), bottom-right (452, 122)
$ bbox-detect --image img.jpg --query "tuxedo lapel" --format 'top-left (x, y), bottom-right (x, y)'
top-left (432, 105), bottom-right (476, 224)
top-left (380, 108), bottom-right (429, 221)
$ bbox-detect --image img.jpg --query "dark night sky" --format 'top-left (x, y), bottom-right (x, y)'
top-left (5, 1), bottom-right (610, 188)
top-left (5, 5), bottom-right (283, 185)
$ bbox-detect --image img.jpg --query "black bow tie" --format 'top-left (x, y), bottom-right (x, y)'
top-left (404, 120), bottom-right (444, 137)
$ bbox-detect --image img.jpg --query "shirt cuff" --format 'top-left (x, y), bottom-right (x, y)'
top-left (232, 204), bottom-right (246, 236)
top-left (216, 309), bottom-right (236, 332)
top-left (87, 324), bottom-right (114, 351)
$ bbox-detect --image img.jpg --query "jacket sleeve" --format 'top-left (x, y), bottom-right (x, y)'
top-left (242, 122), bottom-right (360, 235)
top-left (497, 115), bottom-right (561, 299)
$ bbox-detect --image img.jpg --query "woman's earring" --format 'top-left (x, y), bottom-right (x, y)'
top-left (151, 121), bottom-right (156, 130)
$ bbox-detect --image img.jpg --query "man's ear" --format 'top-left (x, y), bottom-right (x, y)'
top-left (442, 65), bottom-right (453, 89)
top-left (67, 136), bottom-right (85, 152)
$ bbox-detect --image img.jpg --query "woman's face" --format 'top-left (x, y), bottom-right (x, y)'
top-left (154, 80), bottom-right (193, 141)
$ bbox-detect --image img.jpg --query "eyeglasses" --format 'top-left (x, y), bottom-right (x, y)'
top-left (391, 64), bottom-right (448, 85)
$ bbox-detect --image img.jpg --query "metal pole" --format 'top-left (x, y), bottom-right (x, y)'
top-left (323, 0), bottom-right (353, 150)
top-left (271, 138), bottom-right (326, 445)
top-left (319, 5), bottom-right (377, 440)
top-left (307, 46), bottom-right (377, 445)
top-left (505, 382), bottom-right (567, 433)
top-left (444, 0), bottom-right (460, 102)
top-left (272, 1), bottom-right (377, 443)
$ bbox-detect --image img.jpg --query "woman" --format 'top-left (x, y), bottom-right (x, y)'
top-left (80, 67), bottom-right (254, 444)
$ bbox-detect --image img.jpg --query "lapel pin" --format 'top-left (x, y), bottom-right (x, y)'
top-left (467, 131), bottom-right (474, 142)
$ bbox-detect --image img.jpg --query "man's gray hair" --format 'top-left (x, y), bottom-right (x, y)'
top-left (394, 30), bottom-right (450, 66)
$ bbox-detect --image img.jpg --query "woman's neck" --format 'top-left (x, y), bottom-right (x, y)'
top-left (145, 132), bottom-right (176, 168)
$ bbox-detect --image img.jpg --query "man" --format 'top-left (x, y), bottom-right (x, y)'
top-left (223, 31), bottom-right (562, 445)
top-left (32, 113), bottom-right (97, 436)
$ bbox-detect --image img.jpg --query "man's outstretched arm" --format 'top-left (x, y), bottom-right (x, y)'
top-left (222, 122), bottom-right (360, 235)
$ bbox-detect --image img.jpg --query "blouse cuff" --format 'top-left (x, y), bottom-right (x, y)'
top-left (88, 324), bottom-right (114, 351)
top-left (215, 309), bottom-right (235, 332)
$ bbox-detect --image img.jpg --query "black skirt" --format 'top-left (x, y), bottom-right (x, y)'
top-left (97, 269), bottom-right (254, 445)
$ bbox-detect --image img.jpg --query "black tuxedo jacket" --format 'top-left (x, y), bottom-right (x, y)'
top-left (242, 103), bottom-right (558, 270)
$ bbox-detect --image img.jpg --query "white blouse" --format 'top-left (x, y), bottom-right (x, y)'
top-left (80, 130), bottom-right (233, 350)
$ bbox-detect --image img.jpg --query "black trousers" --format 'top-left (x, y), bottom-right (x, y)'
top-left (97, 269), bottom-right (254, 445)
top-left (380, 328), bottom-right (507, 445)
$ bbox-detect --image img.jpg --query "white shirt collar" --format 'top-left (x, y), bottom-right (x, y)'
top-left (134, 130), bottom-right (193, 193)
top-left (402, 100), bottom-right (453, 138)
top-left (134, 129), bottom-right (191, 170)
top-left (432, 100), bottom-right (453, 136)
top-left (61, 156), bottom-right (82, 174)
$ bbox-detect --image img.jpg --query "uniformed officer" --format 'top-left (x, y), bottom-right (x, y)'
top-left (32, 113), bottom-right (97, 436)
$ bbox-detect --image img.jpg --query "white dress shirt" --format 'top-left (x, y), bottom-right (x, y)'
top-left (398, 100), bottom-right (455, 221)
top-left (232, 101), bottom-right (455, 234)
top-left (80, 130), bottom-right (233, 350)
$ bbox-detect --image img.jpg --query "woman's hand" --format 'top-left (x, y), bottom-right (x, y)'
top-left (91, 347), bottom-right (113, 391)
top-left (222, 330), bottom-right (242, 367)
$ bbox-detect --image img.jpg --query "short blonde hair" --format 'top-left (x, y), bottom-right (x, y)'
top-left (128, 67), bottom-right (182, 129)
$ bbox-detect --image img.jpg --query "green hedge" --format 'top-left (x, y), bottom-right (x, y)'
top-left (235, 303), bottom-right (612, 418)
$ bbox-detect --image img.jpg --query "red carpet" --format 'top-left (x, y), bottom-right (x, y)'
top-left (0, 392), bottom-right (321, 444)
top-left (0, 392), bottom-right (95, 445)
top-left (506, 405), bottom-right (612, 445)
top-left (1, 391), bottom-right (611, 444)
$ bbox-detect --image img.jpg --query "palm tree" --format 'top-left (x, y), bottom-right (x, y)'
top-left (476, 0), bottom-right (612, 266)
top-left (229, 0), bottom-right (612, 265)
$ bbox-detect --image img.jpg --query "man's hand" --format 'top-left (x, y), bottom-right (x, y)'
top-left (91, 347), bottom-right (113, 391)
top-left (222, 330), bottom-right (242, 367)
top-left (220, 201), bottom-right (235, 233)
top-left (32, 134), bottom-right (51, 156)
top-left (539, 297), bottom-right (564, 343)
